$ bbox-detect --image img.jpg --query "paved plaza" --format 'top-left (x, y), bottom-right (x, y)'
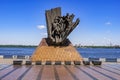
top-left (0, 63), bottom-right (120, 80)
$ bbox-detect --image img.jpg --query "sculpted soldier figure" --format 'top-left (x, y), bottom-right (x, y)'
top-left (45, 7), bottom-right (80, 45)
top-left (52, 17), bottom-right (61, 43)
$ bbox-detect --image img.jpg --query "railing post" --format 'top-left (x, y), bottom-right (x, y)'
top-left (0, 55), bottom-right (4, 59)
top-left (25, 55), bottom-right (30, 59)
top-left (12, 55), bottom-right (17, 59)
top-left (99, 58), bottom-right (106, 62)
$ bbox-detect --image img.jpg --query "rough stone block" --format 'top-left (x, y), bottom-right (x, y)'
top-left (92, 60), bottom-right (102, 65)
top-left (35, 61), bottom-right (41, 65)
top-left (13, 60), bottom-right (22, 65)
top-left (83, 61), bottom-right (90, 65)
top-left (65, 61), bottom-right (71, 65)
top-left (25, 61), bottom-right (32, 65)
top-left (74, 61), bottom-right (81, 65)
top-left (55, 61), bottom-right (61, 65)
top-left (45, 61), bottom-right (52, 65)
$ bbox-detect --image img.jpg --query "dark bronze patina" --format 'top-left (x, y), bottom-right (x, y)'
top-left (45, 7), bottom-right (80, 46)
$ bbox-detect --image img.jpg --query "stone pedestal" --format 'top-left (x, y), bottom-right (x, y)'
top-left (31, 38), bottom-right (82, 62)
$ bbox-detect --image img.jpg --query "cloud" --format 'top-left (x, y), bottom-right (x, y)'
top-left (37, 25), bottom-right (46, 29)
top-left (105, 22), bottom-right (112, 25)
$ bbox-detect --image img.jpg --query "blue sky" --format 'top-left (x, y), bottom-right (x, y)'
top-left (0, 0), bottom-right (120, 46)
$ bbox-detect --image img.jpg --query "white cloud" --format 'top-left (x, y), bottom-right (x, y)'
top-left (37, 25), bottom-right (46, 29)
top-left (105, 22), bottom-right (112, 25)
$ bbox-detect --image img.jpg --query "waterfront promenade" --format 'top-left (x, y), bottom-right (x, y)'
top-left (0, 61), bottom-right (120, 80)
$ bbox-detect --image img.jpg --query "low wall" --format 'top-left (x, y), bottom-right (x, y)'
top-left (0, 55), bottom-right (120, 63)
top-left (0, 55), bottom-right (31, 64)
top-left (0, 55), bottom-right (31, 59)
top-left (83, 57), bottom-right (120, 62)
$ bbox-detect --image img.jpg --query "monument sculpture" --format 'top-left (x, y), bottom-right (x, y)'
top-left (46, 8), bottom-right (80, 46)
top-left (32, 7), bottom-right (82, 62)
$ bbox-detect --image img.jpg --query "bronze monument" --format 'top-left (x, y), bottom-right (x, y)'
top-left (32, 7), bottom-right (82, 62)
top-left (45, 7), bottom-right (80, 46)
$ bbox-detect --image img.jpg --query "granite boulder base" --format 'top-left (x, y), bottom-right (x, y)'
top-left (32, 38), bottom-right (82, 62)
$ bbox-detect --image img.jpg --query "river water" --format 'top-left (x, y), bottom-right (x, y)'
top-left (0, 47), bottom-right (120, 58)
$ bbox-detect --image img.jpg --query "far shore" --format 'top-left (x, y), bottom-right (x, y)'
top-left (75, 45), bottom-right (120, 49)
top-left (0, 45), bottom-right (37, 48)
top-left (0, 45), bottom-right (120, 48)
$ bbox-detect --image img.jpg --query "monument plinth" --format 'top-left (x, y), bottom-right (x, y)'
top-left (32, 7), bottom-right (82, 62)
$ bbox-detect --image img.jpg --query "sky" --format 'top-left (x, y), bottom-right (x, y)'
top-left (0, 0), bottom-right (120, 46)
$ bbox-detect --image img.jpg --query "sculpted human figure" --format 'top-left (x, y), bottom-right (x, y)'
top-left (46, 7), bottom-right (80, 45)
top-left (52, 17), bottom-right (61, 43)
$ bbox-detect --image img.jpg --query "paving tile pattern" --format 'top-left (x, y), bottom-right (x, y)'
top-left (0, 63), bottom-right (120, 80)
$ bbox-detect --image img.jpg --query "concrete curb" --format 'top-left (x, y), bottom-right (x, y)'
top-left (83, 58), bottom-right (120, 62)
